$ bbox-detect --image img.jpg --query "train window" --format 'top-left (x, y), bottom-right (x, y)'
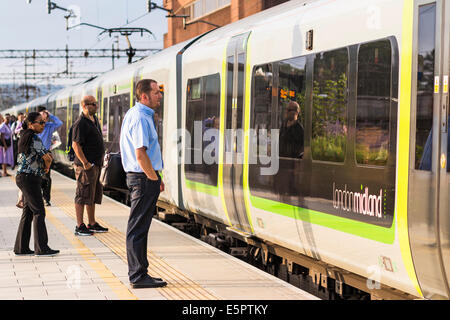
top-left (55, 106), bottom-right (67, 151)
top-left (356, 40), bottom-right (392, 166)
top-left (72, 103), bottom-right (80, 124)
top-left (108, 99), bottom-right (116, 143)
top-left (108, 93), bottom-right (130, 143)
top-left (415, 3), bottom-right (436, 171)
top-left (185, 73), bottom-right (220, 186)
top-left (252, 64), bottom-right (273, 159)
top-left (312, 48), bottom-right (348, 163)
top-left (278, 57), bottom-right (306, 159)
top-left (102, 98), bottom-right (108, 140)
top-left (155, 85), bottom-right (164, 154)
top-left (189, 78), bottom-right (202, 100)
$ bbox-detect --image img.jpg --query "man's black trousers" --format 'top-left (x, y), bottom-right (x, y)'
top-left (126, 172), bottom-right (161, 283)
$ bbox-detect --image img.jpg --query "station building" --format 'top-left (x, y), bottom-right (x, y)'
top-left (163, 0), bottom-right (290, 48)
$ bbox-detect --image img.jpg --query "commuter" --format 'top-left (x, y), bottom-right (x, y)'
top-left (0, 113), bottom-right (14, 177)
top-left (37, 106), bottom-right (63, 206)
top-left (14, 112), bottom-right (59, 256)
top-left (279, 101), bottom-right (304, 159)
top-left (71, 95), bottom-right (108, 236)
top-left (11, 112), bottom-right (24, 168)
top-left (120, 79), bottom-right (167, 288)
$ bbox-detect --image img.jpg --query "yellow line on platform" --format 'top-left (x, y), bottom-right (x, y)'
top-left (50, 186), bottom-right (219, 300)
top-left (45, 208), bottom-right (138, 300)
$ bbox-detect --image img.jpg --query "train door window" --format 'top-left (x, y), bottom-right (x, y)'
top-left (312, 48), bottom-right (348, 162)
top-left (185, 74), bottom-right (221, 186)
top-left (356, 40), bottom-right (392, 166)
top-left (72, 103), bottom-right (80, 124)
top-left (278, 56), bottom-right (306, 159)
top-left (108, 98), bottom-right (116, 142)
top-left (155, 84), bottom-right (164, 154)
top-left (226, 56), bottom-right (234, 140)
top-left (56, 106), bottom-right (67, 151)
top-left (415, 3), bottom-right (436, 171)
top-left (252, 64), bottom-right (273, 160)
top-left (102, 98), bottom-right (108, 140)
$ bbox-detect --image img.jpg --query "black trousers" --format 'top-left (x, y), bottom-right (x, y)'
top-left (41, 168), bottom-right (51, 202)
top-left (14, 173), bottom-right (50, 254)
top-left (126, 172), bottom-right (161, 283)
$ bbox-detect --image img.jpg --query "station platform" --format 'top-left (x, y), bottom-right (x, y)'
top-left (0, 170), bottom-right (318, 300)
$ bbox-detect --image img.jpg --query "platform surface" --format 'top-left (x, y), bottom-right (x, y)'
top-left (0, 170), bottom-right (319, 300)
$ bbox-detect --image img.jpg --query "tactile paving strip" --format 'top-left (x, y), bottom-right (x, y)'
top-left (51, 187), bottom-right (219, 300)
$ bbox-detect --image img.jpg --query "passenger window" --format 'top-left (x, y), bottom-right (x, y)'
top-left (102, 98), bottom-right (108, 140)
top-left (185, 73), bottom-right (221, 186)
top-left (56, 106), bottom-right (67, 151)
top-left (108, 98), bottom-right (115, 143)
top-left (155, 85), bottom-right (164, 154)
top-left (415, 3), bottom-right (436, 171)
top-left (278, 57), bottom-right (306, 159)
top-left (312, 48), bottom-right (348, 162)
top-left (252, 64), bottom-right (273, 159)
top-left (356, 40), bottom-right (392, 166)
top-left (72, 103), bottom-right (80, 125)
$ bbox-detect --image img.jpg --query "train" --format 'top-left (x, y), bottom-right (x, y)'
top-left (3, 0), bottom-right (449, 300)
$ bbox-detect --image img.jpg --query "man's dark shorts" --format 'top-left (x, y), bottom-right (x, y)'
top-left (74, 164), bottom-right (103, 205)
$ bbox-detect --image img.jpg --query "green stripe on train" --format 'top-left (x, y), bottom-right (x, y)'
top-left (250, 194), bottom-right (395, 244)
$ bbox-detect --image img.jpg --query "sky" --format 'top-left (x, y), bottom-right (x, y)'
top-left (0, 0), bottom-right (167, 86)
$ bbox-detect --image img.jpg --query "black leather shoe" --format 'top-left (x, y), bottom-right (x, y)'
top-left (14, 250), bottom-right (35, 256)
top-left (131, 276), bottom-right (167, 289)
top-left (35, 249), bottom-right (60, 256)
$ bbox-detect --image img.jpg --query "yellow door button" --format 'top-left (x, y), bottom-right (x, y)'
top-left (441, 153), bottom-right (446, 169)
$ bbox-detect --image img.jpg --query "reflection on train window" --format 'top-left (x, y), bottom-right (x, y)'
top-left (252, 64), bottom-right (273, 159)
top-left (278, 57), bottom-right (306, 159)
top-left (185, 73), bottom-right (220, 186)
top-left (109, 93), bottom-right (130, 143)
top-left (312, 48), bottom-right (348, 162)
top-left (416, 3), bottom-right (436, 171)
top-left (72, 103), bottom-right (80, 125)
top-left (356, 40), bottom-right (392, 166)
top-left (190, 78), bottom-right (202, 100)
top-left (55, 106), bottom-right (67, 151)
top-left (102, 98), bottom-right (108, 140)
top-left (155, 85), bottom-right (164, 154)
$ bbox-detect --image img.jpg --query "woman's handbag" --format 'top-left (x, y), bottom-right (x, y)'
top-left (100, 152), bottom-right (127, 190)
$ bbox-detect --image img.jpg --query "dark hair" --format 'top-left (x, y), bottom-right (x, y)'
top-left (22, 112), bottom-right (41, 130)
top-left (18, 112), bottom-right (24, 116)
top-left (135, 79), bottom-right (157, 102)
top-left (37, 106), bottom-right (46, 112)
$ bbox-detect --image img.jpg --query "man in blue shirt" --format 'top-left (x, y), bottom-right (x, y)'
top-left (37, 106), bottom-right (63, 206)
top-left (120, 79), bottom-right (167, 289)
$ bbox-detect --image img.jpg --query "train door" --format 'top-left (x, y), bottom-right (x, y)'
top-left (409, 0), bottom-right (450, 299)
top-left (222, 32), bottom-right (252, 234)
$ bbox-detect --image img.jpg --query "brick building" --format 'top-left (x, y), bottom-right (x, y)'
top-left (163, 0), bottom-right (290, 48)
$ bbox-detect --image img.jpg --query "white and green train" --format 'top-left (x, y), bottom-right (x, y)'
top-left (5, 0), bottom-right (449, 299)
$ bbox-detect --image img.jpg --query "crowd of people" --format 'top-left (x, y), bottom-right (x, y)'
top-left (2, 78), bottom-right (167, 289)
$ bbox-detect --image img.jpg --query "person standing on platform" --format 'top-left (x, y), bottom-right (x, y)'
top-left (11, 112), bottom-right (25, 169)
top-left (71, 96), bottom-right (108, 236)
top-left (0, 113), bottom-right (14, 177)
top-left (37, 106), bottom-right (63, 206)
top-left (14, 112), bottom-right (59, 256)
top-left (120, 79), bottom-right (167, 289)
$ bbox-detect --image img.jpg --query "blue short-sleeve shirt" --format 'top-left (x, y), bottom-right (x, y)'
top-left (120, 102), bottom-right (163, 173)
